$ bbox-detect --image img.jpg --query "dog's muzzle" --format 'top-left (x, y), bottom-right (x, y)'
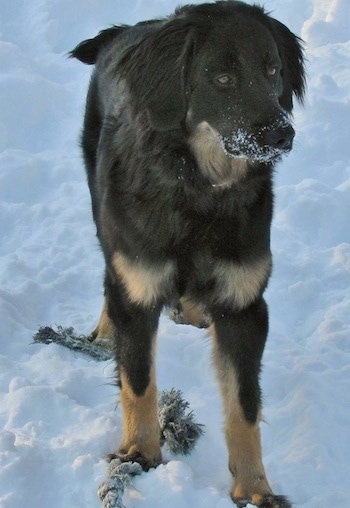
top-left (219, 117), bottom-right (295, 163)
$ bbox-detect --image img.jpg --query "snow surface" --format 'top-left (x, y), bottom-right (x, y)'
top-left (0, 1), bottom-right (350, 507)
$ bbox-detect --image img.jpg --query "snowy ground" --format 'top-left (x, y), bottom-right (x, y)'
top-left (0, 1), bottom-right (350, 507)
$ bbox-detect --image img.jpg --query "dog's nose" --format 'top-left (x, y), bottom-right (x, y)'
top-left (264, 124), bottom-right (295, 150)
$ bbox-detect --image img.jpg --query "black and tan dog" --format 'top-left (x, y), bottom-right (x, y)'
top-left (71, 2), bottom-right (305, 507)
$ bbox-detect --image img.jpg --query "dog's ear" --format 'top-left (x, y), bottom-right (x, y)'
top-left (70, 26), bottom-right (128, 65)
top-left (118, 20), bottom-right (195, 131)
top-left (269, 19), bottom-right (306, 112)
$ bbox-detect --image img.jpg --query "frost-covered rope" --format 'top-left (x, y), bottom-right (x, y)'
top-left (33, 327), bottom-right (204, 508)
top-left (98, 460), bottom-right (143, 508)
top-left (33, 325), bottom-right (113, 361)
top-left (98, 389), bottom-right (204, 508)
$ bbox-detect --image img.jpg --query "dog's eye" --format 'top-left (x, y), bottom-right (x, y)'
top-left (215, 74), bottom-right (233, 86)
top-left (267, 66), bottom-right (278, 77)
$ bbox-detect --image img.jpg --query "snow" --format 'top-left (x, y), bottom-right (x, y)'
top-left (0, 0), bottom-right (350, 507)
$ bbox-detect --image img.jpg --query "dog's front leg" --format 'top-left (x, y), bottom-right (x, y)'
top-left (105, 274), bottom-right (162, 470)
top-left (211, 299), bottom-right (291, 508)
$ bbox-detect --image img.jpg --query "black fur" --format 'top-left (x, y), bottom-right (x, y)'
top-left (71, 2), bottom-right (305, 506)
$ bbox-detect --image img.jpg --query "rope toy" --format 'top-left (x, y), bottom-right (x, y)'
top-left (97, 459), bottom-right (143, 508)
top-left (33, 326), bottom-right (205, 508)
top-left (158, 388), bottom-right (204, 455)
top-left (98, 389), bottom-right (204, 508)
top-left (33, 325), bottom-right (113, 361)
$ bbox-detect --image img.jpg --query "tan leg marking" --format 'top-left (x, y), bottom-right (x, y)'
top-left (211, 324), bottom-right (273, 504)
top-left (213, 254), bottom-right (272, 310)
top-left (118, 365), bottom-right (161, 467)
top-left (91, 298), bottom-right (114, 341)
top-left (112, 253), bottom-right (175, 306)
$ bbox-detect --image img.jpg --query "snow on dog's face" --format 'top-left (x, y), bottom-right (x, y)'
top-left (219, 114), bottom-right (294, 163)
top-left (186, 14), bottom-right (297, 177)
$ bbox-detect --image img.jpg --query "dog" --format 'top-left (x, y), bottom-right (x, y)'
top-left (71, 2), bottom-right (305, 507)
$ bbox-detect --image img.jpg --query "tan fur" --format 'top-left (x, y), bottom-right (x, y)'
top-left (213, 254), bottom-right (272, 309)
top-left (112, 252), bottom-right (175, 306)
top-left (211, 323), bottom-right (273, 503)
top-left (92, 298), bottom-right (114, 340)
top-left (188, 121), bottom-right (249, 186)
top-left (119, 365), bottom-right (161, 466)
top-left (176, 296), bottom-right (211, 328)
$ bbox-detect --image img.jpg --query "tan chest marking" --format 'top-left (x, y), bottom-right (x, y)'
top-left (213, 255), bottom-right (272, 309)
top-left (112, 253), bottom-right (176, 306)
top-left (188, 121), bottom-right (249, 187)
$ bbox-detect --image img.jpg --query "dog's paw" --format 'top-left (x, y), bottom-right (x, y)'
top-left (107, 450), bottom-right (161, 472)
top-left (232, 494), bottom-right (291, 508)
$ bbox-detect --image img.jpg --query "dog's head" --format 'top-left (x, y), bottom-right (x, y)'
top-left (118, 1), bottom-right (306, 177)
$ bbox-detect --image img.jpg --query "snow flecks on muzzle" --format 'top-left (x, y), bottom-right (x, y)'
top-left (219, 115), bottom-right (293, 163)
